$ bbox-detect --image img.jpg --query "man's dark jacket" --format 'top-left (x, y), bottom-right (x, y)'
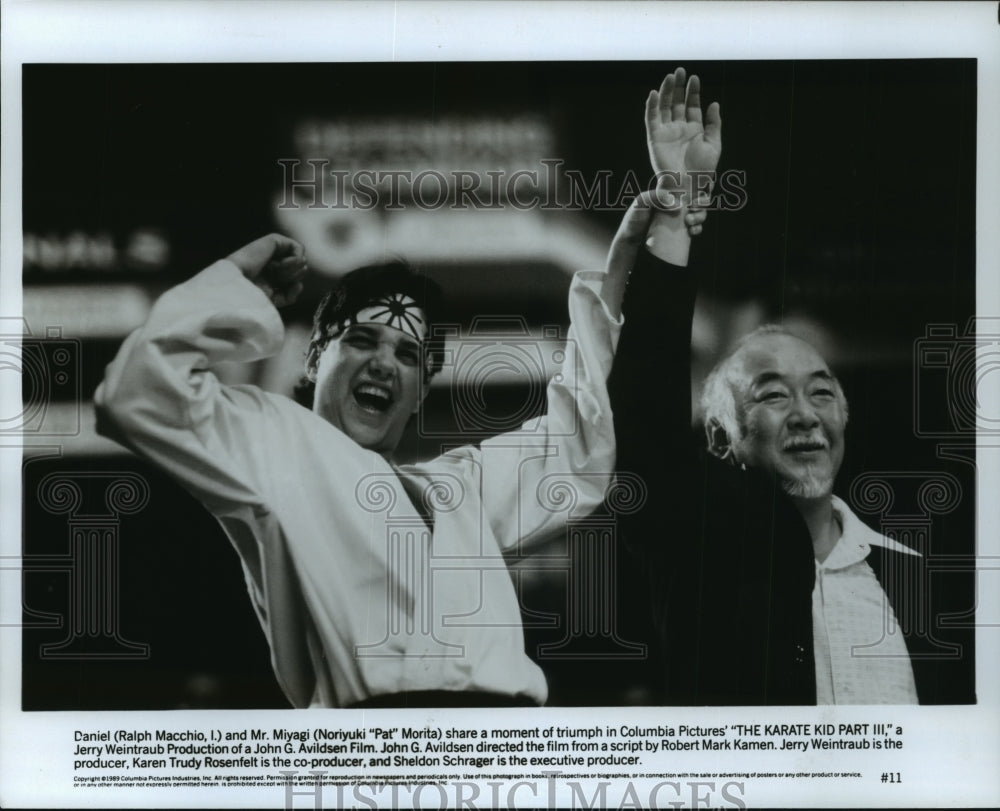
top-left (607, 248), bottom-right (973, 705)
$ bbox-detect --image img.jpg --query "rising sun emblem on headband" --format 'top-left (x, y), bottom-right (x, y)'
top-left (353, 293), bottom-right (427, 342)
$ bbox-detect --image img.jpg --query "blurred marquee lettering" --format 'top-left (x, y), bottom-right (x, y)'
top-left (277, 115), bottom-right (610, 277)
top-left (294, 116), bottom-right (556, 182)
top-left (23, 228), bottom-right (171, 274)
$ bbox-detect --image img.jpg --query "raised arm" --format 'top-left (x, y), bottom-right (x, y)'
top-left (475, 70), bottom-right (723, 548)
top-left (645, 67), bottom-right (722, 262)
top-left (600, 68), bottom-right (721, 318)
top-left (95, 235), bottom-right (307, 514)
top-left (618, 65), bottom-right (722, 411)
top-left (467, 196), bottom-right (669, 550)
top-left (226, 232), bottom-right (308, 307)
top-left (609, 68), bottom-right (722, 523)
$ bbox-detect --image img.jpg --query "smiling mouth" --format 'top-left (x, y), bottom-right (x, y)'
top-left (353, 383), bottom-right (394, 413)
top-left (783, 439), bottom-right (827, 454)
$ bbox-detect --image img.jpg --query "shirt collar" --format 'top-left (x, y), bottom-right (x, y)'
top-left (822, 495), bottom-right (920, 571)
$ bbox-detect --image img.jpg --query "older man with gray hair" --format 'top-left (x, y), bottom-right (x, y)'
top-left (609, 68), bottom-right (949, 705)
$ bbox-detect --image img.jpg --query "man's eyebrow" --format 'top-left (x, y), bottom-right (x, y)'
top-left (750, 371), bottom-right (784, 387)
top-left (345, 323), bottom-right (421, 350)
top-left (343, 323), bottom-right (376, 336)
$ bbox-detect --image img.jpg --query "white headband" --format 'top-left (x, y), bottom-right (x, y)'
top-left (352, 293), bottom-right (428, 342)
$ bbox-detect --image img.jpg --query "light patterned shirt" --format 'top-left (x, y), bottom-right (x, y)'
top-left (812, 496), bottom-right (919, 705)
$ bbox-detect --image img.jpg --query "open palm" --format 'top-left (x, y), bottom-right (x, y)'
top-left (646, 68), bottom-right (722, 197)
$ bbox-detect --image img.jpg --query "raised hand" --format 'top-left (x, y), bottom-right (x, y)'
top-left (226, 233), bottom-right (308, 308)
top-left (646, 67), bottom-right (722, 209)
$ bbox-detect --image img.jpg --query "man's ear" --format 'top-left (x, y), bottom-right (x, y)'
top-left (413, 377), bottom-right (432, 414)
top-left (705, 418), bottom-right (733, 461)
top-left (305, 340), bottom-right (324, 382)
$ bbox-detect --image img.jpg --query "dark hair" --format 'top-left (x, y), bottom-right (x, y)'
top-left (294, 260), bottom-right (446, 406)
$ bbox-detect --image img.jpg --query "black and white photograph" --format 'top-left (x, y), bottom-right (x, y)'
top-left (2, 2), bottom-right (998, 809)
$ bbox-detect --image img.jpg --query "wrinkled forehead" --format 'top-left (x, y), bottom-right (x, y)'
top-left (352, 292), bottom-right (428, 342)
top-left (732, 333), bottom-right (832, 385)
